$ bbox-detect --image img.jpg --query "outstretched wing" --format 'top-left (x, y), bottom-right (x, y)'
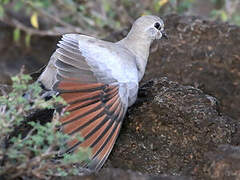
top-left (56, 80), bottom-right (127, 170)
top-left (39, 34), bottom-right (130, 170)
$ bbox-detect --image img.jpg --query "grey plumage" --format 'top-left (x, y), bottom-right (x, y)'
top-left (38, 15), bottom-right (166, 171)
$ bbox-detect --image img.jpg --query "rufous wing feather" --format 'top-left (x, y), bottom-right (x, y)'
top-left (56, 80), bottom-right (126, 171)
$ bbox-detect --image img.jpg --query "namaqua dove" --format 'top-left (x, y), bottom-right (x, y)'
top-left (38, 15), bottom-right (167, 171)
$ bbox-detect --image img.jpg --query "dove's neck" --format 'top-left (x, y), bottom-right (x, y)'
top-left (117, 32), bottom-right (152, 81)
top-left (118, 32), bottom-right (152, 60)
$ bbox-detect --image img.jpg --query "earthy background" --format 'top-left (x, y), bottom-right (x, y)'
top-left (1, 0), bottom-right (240, 179)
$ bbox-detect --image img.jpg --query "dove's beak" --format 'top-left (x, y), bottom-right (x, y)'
top-left (161, 30), bottom-right (168, 40)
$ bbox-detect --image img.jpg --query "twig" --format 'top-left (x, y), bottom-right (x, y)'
top-left (0, 0), bottom-right (100, 37)
top-left (0, 15), bottom-right (84, 36)
top-left (0, 15), bottom-right (61, 36)
top-left (23, 0), bottom-right (83, 33)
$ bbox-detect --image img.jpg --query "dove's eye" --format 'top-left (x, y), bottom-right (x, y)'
top-left (154, 22), bottom-right (161, 30)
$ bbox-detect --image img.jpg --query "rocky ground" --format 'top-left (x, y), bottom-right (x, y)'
top-left (1, 14), bottom-right (240, 179)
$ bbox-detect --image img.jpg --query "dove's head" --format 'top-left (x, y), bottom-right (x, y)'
top-left (118, 15), bottom-right (167, 62)
top-left (128, 15), bottom-right (167, 41)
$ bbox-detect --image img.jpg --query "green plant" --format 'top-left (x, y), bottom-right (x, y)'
top-left (0, 0), bottom-right (122, 38)
top-left (0, 71), bottom-right (91, 179)
top-left (176, 0), bottom-right (195, 13)
top-left (150, 0), bottom-right (195, 14)
top-left (0, 0), bottom-right (198, 42)
top-left (210, 0), bottom-right (240, 26)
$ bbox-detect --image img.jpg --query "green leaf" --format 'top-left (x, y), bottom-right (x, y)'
top-left (177, 0), bottom-right (195, 13)
top-left (103, 0), bottom-right (111, 12)
top-left (11, 76), bottom-right (19, 82)
top-left (13, 1), bottom-right (23, 12)
top-left (25, 33), bottom-right (31, 47)
top-left (232, 15), bottom-right (240, 26)
top-left (0, 70), bottom-right (91, 178)
top-left (13, 28), bottom-right (21, 43)
top-left (211, 9), bottom-right (228, 22)
top-left (3, 0), bottom-right (10, 4)
top-left (0, 5), bottom-right (4, 18)
top-left (220, 11), bottom-right (228, 21)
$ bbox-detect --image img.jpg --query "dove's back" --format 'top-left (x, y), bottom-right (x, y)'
top-left (38, 34), bottom-right (139, 171)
